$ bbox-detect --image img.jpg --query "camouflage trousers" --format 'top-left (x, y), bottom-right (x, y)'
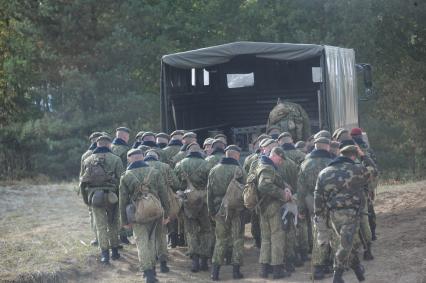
top-left (297, 217), bottom-right (309, 254)
top-left (251, 211), bottom-right (261, 245)
top-left (311, 216), bottom-right (332, 266)
top-left (183, 204), bottom-right (212, 257)
top-left (329, 209), bottom-right (361, 270)
top-left (92, 205), bottom-right (119, 251)
top-left (212, 212), bottom-right (244, 265)
top-left (360, 202), bottom-right (372, 245)
top-left (284, 223), bottom-right (297, 263)
top-left (89, 207), bottom-right (98, 240)
top-left (157, 221), bottom-right (168, 262)
top-left (133, 219), bottom-right (162, 271)
top-left (259, 202), bottom-right (285, 265)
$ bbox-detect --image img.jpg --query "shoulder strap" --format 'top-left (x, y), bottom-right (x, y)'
top-left (129, 167), bottom-right (155, 194)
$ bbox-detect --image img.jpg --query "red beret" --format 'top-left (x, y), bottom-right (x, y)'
top-left (350, 128), bottom-right (363, 136)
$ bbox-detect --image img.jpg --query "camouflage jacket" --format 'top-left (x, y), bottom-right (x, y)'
top-left (171, 144), bottom-right (189, 168)
top-left (314, 155), bottom-right (377, 217)
top-left (207, 157), bottom-right (246, 215)
top-left (297, 149), bottom-right (333, 212)
top-left (277, 158), bottom-right (299, 193)
top-left (174, 152), bottom-right (209, 191)
top-left (205, 149), bottom-right (225, 171)
top-left (111, 138), bottom-right (130, 167)
top-left (141, 141), bottom-right (165, 163)
top-left (144, 156), bottom-right (180, 192)
top-left (255, 156), bottom-right (287, 210)
top-left (119, 160), bottom-right (170, 224)
top-left (162, 140), bottom-right (183, 167)
top-left (243, 151), bottom-right (260, 174)
top-left (282, 143), bottom-right (306, 166)
top-left (80, 143), bottom-right (96, 177)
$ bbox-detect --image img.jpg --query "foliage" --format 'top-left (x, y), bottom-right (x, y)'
top-left (0, 0), bottom-right (425, 180)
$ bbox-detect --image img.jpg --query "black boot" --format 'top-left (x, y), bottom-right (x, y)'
top-left (312, 265), bottom-right (325, 280)
top-left (169, 232), bottom-right (178, 248)
top-left (255, 237), bottom-right (261, 249)
top-left (299, 249), bottom-right (310, 262)
top-left (143, 269), bottom-right (158, 283)
top-left (371, 227), bottom-right (377, 241)
top-left (160, 261), bottom-right (170, 273)
top-left (200, 256), bottom-right (209, 271)
top-left (323, 264), bottom-right (333, 274)
top-left (352, 264), bottom-right (365, 281)
top-left (259, 263), bottom-right (268, 278)
top-left (90, 239), bottom-right (98, 246)
top-left (293, 255), bottom-right (304, 267)
top-left (285, 261), bottom-right (295, 273)
top-left (225, 250), bottom-right (232, 265)
top-left (272, 264), bottom-right (288, 279)
top-left (111, 247), bottom-right (120, 260)
top-left (363, 244), bottom-right (374, 260)
top-left (178, 233), bottom-right (186, 246)
top-left (232, 265), bottom-right (244, 279)
top-left (191, 255), bottom-right (200, 273)
top-left (211, 264), bottom-right (220, 281)
top-left (100, 249), bottom-right (110, 264)
top-left (333, 268), bottom-right (345, 283)
top-left (120, 234), bottom-right (130, 245)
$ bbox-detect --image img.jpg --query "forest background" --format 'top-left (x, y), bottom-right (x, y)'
top-left (0, 0), bottom-right (425, 181)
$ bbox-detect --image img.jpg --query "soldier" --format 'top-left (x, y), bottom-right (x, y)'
top-left (156, 132), bottom-right (170, 149)
top-left (243, 134), bottom-right (271, 174)
top-left (119, 149), bottom-right (170, 283)
top-left (144, 149), bottom-right (179, 273)
top-left (278, 132), bottom-right (306, 166)
top-left (266, 126), bottom-right (281, 140)
top-left (214, 133), bottom-right (228, 146)
top-left (162, 130), bottom-right (185, 167)
top-left (132, 131), bottom-right (145, 149)
top-left (80, 131), bottom-right (103, 246)
top-left (174, 142), bottom-right (212, 273)
top-left (206, 139), bottom-right (226, 170)
top-left (256, 147), bottom-right (292, 279)
top-left (79, 135), bottom-right (124, 264)
top-left (295, 141), bottom-right (307, 154)
top-left (314, 145), bottom-right (377, 283)
top-left (208, 145), bottom-right (246, 281)
top-left (297, 136), bottom-right (334, 279)
top-left (330, 141), bottom-right (340, 158)
top-left (171, 131), bottom-right (197, 167)
top-left (203, 138), bottom-right (215, 156)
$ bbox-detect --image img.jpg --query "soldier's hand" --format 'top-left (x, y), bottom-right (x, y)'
top-left (284, 188), bottom-right (292, 202)
top-left (298, 213), bottom-right (305, 220)
top-left (356, 145), bottom-right (365, 157)
top-left (162, 217), bottom-right (170, 225)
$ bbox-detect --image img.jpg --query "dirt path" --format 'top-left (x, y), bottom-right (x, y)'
top-left (0, 181), bottom-right (425, 283)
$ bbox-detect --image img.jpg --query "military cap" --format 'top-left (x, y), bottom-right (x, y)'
top-left (339, 139), bottom-right (355, 149)
top-left (350, 127), bottom-right (363, 136)
top-left (314, 130), bottom-right (332, 139)
top-left (271, 147), bottom-right (286, 159)
top-left (116, 127), bottom-right (130, 133)
top-left (225, 145), bottom-right (241, 153)
top-left (127, 148), bottom-right (143, 157)
top-left (314, 137), bottom-right (331, 145)
top-left (277, 132), bottom-right (292, 140)
top-left (170, 130), bottom-right (185, 137)
top-left (155, 132), bottom-right (170, 140)
top-left (96, 135), bottom-right (112, 143)
top-left (135, 131), bottom-right (145, 139)
top-left (214, 133), bottom-right (227, 140)
top-left (100, 131), bottom-right (110, 137)
top-left (256, 134), bottom-right (271, 143)
top-left (137, 145), bottom-right (151, 153)
top-left (332, 128), bottom-right (348, 140)
top-left (266, 126), bottom-right (281, 134)
top-left (340, 145), bottom-right (358, 155)
top-left (212, 139), bottom-right (226, 147)
top-left (183, 132), bottom-right (197, 139)
top-left (330, 141), bottom-right (340, 149)
top-left (141, 131), bottom-right (156, 139)
top-left (295, 141), bottom-right (306, 149)
top-left (187, 142), bottom-right (200, 151)
top-left (145, 149), bottom-right (160, 157)
top-left (259, 138), bottom-right (276, 148)
top-left (203, 138), bottom-right (214, 147)
top-left (89, 132), bottom-right (102, 141)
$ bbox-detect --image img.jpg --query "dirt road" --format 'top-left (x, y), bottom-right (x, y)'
top-left (0, 181), bottom-right (425, 283)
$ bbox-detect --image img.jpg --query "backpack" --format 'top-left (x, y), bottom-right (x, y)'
top-left (182, 166), bottom-right (206, 218)
top-left (222, 168), bottom-right (245, 211)
top-left (243, 173), bottom-right (259, 210)
top-left (129, 169), bottom-right (164, 224)
top-left (80, 154), bottom-right (113, 187)
top-left (167, 187), bottom-right (182, 220)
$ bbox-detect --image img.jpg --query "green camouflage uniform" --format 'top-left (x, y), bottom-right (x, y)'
top-left (255, 156), bottom-right (286, 265)
top-left (162, 140), bottom-right (183, 167)
top-left (207, 158), bottom-right (247, 265)
top-left (243, 151), bottom-right (259, 174)
top-left (174, 152), bottom-right (212, 258)
top-left (281, 143), bottom-right (306, 166)
top-left (205, 149), bottom-right (225, 170)
top-left (119, 160), bottom-right (170, 271)
top-left (314, 155), bottom-right (377, 270)
top-left (245, 153), bottom-right (261, 246)
top-left (80, 143), bottom-right (97, 241)
top-left (297, 149), bottom-right (333, 266)
top-left (80, 147), bottom-right (124, 251)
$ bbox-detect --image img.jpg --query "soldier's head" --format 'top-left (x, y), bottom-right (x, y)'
top-left (96, 135), bottom-right (112, 149)
top-left (225, 145), bottom-right (241, 160)
top-left (170, 130), bottom-right (185, 141)
top-left (330, 141), bottom-right (340, 156)
top-left (295, 141), bottom-right (307, 153)
top-left (212, 139), bottom-right (226, 151)
top-left (187, 142), bottom-right (201, 153)
top-left (135, 131), bottom-right (145, 142)
top-left (340, 145), bottom-right (359, 161)
top-left (115, 127), bottom-right (130, 143)
top-left (260, 138), bottom-right (278, 155)
top-left (182, 132), bottom-right (197, 145)
top-left (141, 132), bottom-right (156, 143)
top-left (277, 132), bottom-right (293, 145)
top-left (333, 128), bottom-right (351, 142)
top-left (350, 128), bottom-right (365, 146)
top-left (214, 134), bottom-right (227, 146)
top-left (127, 148), bottom-right (144, 163)
top-left (314, 130), bottom-right (332, 140)
top-left (267, 126), bottom-right (281, 140)
top-left (253, 134), bottom-right (271, 151)
top-left (203, 138), bottom-right (214, 156)
top-left (155, 133), bottom-right (170, 149)
top-left (269, 147), bottom-right (286, 166)
top-left (145, 149), bottom-right (159, 161)
top-left (314, 137), bottom-right (331, 151)
top-left (89, 132), bottom-right (102, 143)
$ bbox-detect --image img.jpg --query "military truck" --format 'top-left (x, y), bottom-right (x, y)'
top-left (160, 41), bottom-right (372, 150)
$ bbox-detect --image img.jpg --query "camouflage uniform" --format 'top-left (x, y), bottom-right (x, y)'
top-left (80, 147), bottom-right (124, 252)
top-left (174, 152), bottom-right (212, 259)
top-left (162, 140), bottom-right (183, 167)
top-left (281, 143), bottom-right (306, 166)
top-left (255, 156), bottom-right (286, 266)
top-left (205, 148), bottom-right (225, 170)
top-left (119, 160), bottom-right (170, 272)
top-left (314, 154), bottom-right (377, 271)
top-left (207, 158), bottom-right (246, 265)
top-left (297, 149), bottom-right (333, 269)
top-left (245, 153), bottom-right (262, 247)
top-left (171, 144), bottom-right (188, 168)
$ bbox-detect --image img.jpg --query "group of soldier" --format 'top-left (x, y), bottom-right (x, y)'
top-left (79, 125), bottom-right (378, 283)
